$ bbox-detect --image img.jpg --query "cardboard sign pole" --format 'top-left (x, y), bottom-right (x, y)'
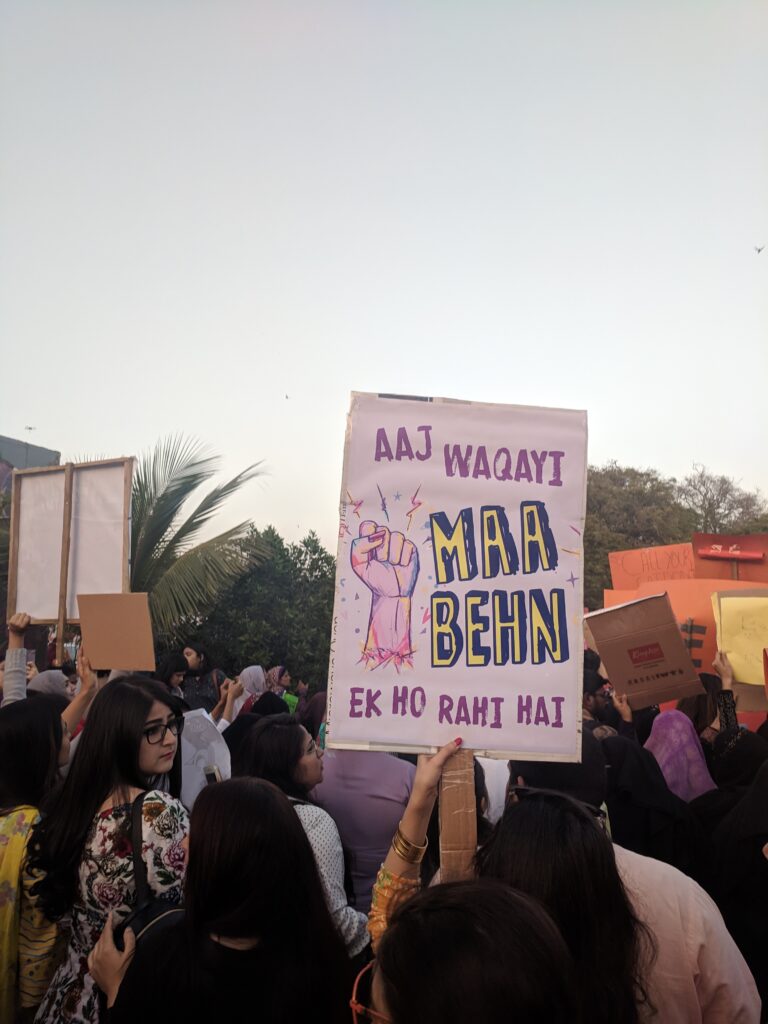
top-left (56, 463), bottom-right (74, 665)
top-left (438, 749), bottom-right (477, 883)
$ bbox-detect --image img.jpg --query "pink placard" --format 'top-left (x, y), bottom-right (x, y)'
top-left (326, 392), bottom-right (588, 761)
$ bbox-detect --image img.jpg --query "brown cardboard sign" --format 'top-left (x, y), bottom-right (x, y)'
top-left (77, 593), bottom-right (155, 672)
top-left (586, 594), bottom-right (702, 709)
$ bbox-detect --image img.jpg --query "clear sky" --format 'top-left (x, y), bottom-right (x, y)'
top-left (1, 0), bottom-right (766, 554)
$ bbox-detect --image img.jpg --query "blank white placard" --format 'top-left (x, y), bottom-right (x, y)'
top-left (15, 472), bottom-right (65, 619)
top-left (66, 463), bottom-right (127, 619)
top-left (12, 461), bottom-right (130, 621)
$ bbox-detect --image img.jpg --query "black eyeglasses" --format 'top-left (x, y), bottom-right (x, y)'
top-left (143, 716), bottom-right (185, 745)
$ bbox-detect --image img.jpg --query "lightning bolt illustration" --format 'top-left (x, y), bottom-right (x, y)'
top-left (406, 485), bottom-right (422, 530)
top-left (345, 490), bottom-right (363, 518)
top-left (377, 484), bottom-right (390, 522)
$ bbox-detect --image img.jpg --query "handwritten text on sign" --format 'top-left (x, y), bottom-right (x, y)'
top-left (327, 394), bottom-right (588, 759)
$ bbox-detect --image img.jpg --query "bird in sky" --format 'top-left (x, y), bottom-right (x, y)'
top-left (755, 245), bottom-right (764, 254)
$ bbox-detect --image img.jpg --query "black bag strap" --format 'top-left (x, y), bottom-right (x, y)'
top-left (130, 791), bottom-right (151, 907)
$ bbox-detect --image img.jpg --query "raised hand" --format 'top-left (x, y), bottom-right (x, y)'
top-left (350, 520), bottom-right (420, 668)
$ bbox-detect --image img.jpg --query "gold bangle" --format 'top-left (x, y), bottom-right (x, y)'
top-left (391, 822), bottom-right (428, 864)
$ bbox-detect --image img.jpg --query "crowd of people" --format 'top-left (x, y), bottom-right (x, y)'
top-left (0, 609), bottom-right (766, 1023)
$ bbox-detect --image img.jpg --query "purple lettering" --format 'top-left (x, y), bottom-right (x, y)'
top-left (350, 687), bottom-right (365, 718)
top-left (548, 451), bottom-right (564, 486)
top-left (438, 694), bottom-right (455, 723)
top-left (517, 694), bottom-right (532, 725)
top-left (416, 425), bottom-right (433, 461)
top-left (530, 449), bottom-right (548, 484)
top-left (444, 444), bottom-right (473, 478)
top-left (375, 429), bottom-right (393, 462)
top-left (472, 446), bottom-right (491, 480)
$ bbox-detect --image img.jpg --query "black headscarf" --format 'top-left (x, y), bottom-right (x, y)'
top-left (709, 727), bottom-right (768, 789)
top-left (711, 761), bottom-right (768, 1010)
top-left (602, 736), bottom-right (710, 888)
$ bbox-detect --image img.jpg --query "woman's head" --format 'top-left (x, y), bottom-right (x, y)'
top-left (182, 643), bottom-right (209, 675)
top-left (0, 698), bottom-right (65, 813)
top-left (185, 779), bottom-right (351, 1019)
top-left (372, 880), bottom-right (578, 1024)
top-left (476, 789), bottom-right (654, 1024)
top-left (233, 713), bottom-right (323, 798)
top-left (265, 665), bottom-right (290, 694)
top-left (71, 677), bottom-right (183, 794)
top-left (187, 779), bottom-right (330, 938)
top-left (158, 652), bottom-right (189, 690)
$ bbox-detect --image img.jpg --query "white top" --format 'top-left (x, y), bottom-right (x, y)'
top-left (292, 802), bottom-right (369, 957)
top-left (613, 845), bottom-right (761, 1023)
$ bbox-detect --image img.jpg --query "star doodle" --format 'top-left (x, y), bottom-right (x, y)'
top-left (566, 572), bottom-right (579, 587)
top-left (393, 491), bottom-right (402, 501)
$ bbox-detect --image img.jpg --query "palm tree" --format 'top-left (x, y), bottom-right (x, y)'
top-left (130, 436), bottom-right (265, 637)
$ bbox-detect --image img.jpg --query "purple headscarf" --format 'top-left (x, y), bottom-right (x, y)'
top-left (644, 710), bottom-right (717, 802)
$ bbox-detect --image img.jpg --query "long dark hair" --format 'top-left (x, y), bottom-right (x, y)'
top-left (377, 880), bottom-right (579, 1024)
top-left (0, 699), bottom-right (63, 814)
top-left (28, 677), bottom-right (182, 921)
top-left (677, 673), bottom-right (721, 734)
top-left (232, 713), bottom-right (309, 799)
top-left (157, 652), bottom-right (189, 687)
top-left (475, 790), bottom-right (655, 1024)
top-left (185, 779), bottom-right (351, 1022)
top-left (182, 642), bottom-right (212, 676)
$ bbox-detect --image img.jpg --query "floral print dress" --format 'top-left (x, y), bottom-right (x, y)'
top-left (34, 790), bottom-right (189, 1024)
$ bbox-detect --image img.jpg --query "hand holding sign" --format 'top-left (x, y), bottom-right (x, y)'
top-left (351, 520), bottom-right (420, 668)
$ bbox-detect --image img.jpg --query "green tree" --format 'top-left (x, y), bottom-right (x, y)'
top-left (676, 464), bottom-right (768, 533)
top-left (131, 436), bottom-right (264, 638)
top-left (183, 526), bottom-right (336, 686)
top-left (583, 462), bottom-right (696, 609)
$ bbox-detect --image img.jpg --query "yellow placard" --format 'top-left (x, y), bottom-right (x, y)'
top-left (716, 594), bottom-right (768, 685)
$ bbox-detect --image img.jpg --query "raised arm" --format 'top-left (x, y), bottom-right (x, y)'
top-left (2, 613), bottom-right (33, 707)
top-left (368, 739), bottom-right (461, 948)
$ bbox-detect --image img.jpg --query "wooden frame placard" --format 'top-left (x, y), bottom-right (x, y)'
top-left (6, 457), bottom-right (134, 660)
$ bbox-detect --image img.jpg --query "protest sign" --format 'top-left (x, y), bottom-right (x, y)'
top-left (326, 392), bottom-right (588, 760)
top-left (609, 543), bottom-right (694, 590)
top-left (7, 459), bottom-right (133, 626)
top-left (180, 709), bottom-right (232, 809)
top-left (692, 533), bottom-right (768, 583)
top-left (77, 593), bottom-right (155, 672)
top-left (712, 591), bottom-right (768, 687)
top-left (585, 594), bottom-right (702, 709)
top-left (604, 579), bottom-right (768, 672)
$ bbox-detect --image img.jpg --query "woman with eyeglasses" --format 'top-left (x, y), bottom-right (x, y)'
top-left (233, 713), bottom-right (370, 960)
top-left (28, 677), bottom-right (189, 1023)
top-left (88, 778), bottom-right (352, 1023)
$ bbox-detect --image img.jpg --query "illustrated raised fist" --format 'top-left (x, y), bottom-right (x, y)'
top-left (351, 520), bottom-right (419, 669)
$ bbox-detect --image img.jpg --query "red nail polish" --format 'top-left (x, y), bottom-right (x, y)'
top-left (454, 737), bottom-right (462, 746)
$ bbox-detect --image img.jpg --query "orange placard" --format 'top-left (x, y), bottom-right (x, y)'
top-left (609, 543), bottom-right (695, 590)
top-left (692, 533), bottom-right (768, 583)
